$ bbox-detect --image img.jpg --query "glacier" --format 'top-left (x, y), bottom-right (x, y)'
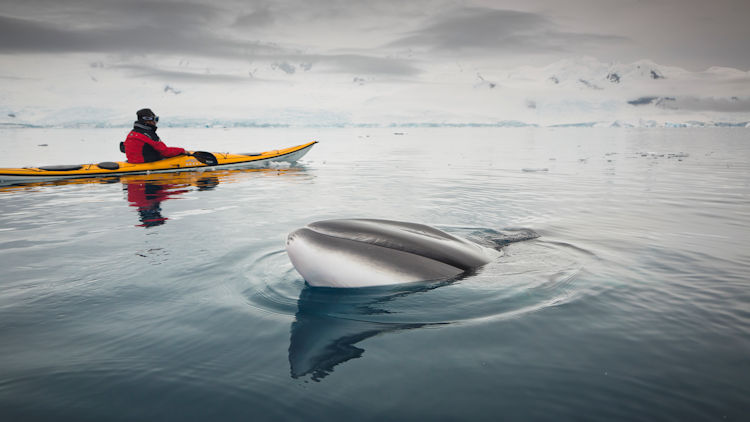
top-left (1, 57), bottom-right (748, 129)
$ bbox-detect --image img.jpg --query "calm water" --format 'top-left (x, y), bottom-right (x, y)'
top-left (1, 127), bottom-right (749, 421)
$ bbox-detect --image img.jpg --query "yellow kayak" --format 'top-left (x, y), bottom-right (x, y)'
top-left (0, 141), bottom-right (316, 183)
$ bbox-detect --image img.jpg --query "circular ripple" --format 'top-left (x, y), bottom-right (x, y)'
top-left (243, 229), bottom-right (596, 325)
top-left (242, 250), bottom-right (306, 316)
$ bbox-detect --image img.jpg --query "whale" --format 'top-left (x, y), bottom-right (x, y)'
top-left (285, 219), bottom-right (500, 288)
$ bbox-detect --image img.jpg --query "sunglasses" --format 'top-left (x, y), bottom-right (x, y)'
top-left (143, 115), bottom-right (160, 122)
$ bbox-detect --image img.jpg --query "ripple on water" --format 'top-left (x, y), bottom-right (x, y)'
top-left (242, 250), bottom-right (306, 316)
top-left (240, 227), bottom-right (596, 381)
top-left (242, 228), bottom-right (596, 326)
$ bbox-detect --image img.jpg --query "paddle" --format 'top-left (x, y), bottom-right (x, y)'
top-left (188, 151), bottom-right (219, 166)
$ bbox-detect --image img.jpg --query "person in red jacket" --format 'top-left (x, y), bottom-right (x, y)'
top-left (123, 108), bottom-right (186, 163)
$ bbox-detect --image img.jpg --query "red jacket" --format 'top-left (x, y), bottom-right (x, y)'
top-left (125, 123), bottom-right (185, 163)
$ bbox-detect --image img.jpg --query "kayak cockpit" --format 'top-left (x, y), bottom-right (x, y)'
top-left (97, 162), bottom-right (120, 170)
top-left (38, 165), bottom-right (83, 171)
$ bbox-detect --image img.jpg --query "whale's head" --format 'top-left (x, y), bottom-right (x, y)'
top-left (285, 219), bottom-right (496, 288)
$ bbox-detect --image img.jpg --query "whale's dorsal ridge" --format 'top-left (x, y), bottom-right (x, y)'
top-left (286, 219), bottom-right (496, 288)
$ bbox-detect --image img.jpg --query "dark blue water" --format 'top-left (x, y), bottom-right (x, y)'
top-left (1, 127), bottom-right (749, 421)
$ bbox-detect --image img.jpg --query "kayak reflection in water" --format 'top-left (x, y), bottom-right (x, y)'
top-left (123, 174), bottom-right (219, 228)
top-left (126, 181), bottom-right (181, 227)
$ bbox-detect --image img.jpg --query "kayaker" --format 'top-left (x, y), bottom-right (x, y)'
top-left (123, 108), bottom-right (186, 163)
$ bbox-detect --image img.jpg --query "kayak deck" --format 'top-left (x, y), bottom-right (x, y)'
top-left (0, 141), bottom-right (316, 183)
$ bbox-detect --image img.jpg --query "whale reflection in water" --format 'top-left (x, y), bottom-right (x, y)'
top-left (286, 219), bottom-right (539, 380)
top-left (288, 283), bottom-right (446, 381)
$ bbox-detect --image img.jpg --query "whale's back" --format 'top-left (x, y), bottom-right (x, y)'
top-left (286, 219), bottom-right (495, 288)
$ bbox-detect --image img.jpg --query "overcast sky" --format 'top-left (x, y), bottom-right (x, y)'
top-left (1, 0), bottom-right (748, 74)
top-left (0, 0), bottom-right (748, 125)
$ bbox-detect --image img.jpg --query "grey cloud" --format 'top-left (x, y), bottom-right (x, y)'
top-left (0, 10), bottom-right (284, 58)
top-left (321, 54), bottom-right (421, 76)
top-left (99, 0), bottom-right (219, 27)
top-left (0, 15), bottom-right (86, 53)
top-left (393, 8), bottom-right (549, 49)
top-left (2, 0), bottom-right (748, 72)
top-left (258, 53), bottom-right (421, 76)
top-left (234, 8), bottom-right (275, 28)
top-left (113, 64), bottom-right (255, 83)
top-left (113, 54), bottom-right (420, 83)
top-left (253, 53), bottom-right (421, 76)
top-left (0, 74), bottom-right (39, 80)
top-left (672, 97), bottom-right (750, 113)
top-left (628, 96), bottom-right (750, 112)
top-left (628, 96), bottom-right (661, 106)
top-left (391, 7), bottom-right (626, 55)
top-left (0, 0), bottom-right (220, 29)
top-left (0, 2), bottom-right (420, 78)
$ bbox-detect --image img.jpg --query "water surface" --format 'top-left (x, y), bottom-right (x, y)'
top-left (1, 127), bottom-right (749, 421)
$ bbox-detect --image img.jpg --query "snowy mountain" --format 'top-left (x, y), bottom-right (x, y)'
top-left (0, 56), bottom-right (748, 128)
top-left (495, 57), bottom-right (750, 127)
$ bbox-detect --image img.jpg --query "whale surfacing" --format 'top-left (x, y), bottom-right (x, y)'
top-left (285, 219), bottom-right (497, 288)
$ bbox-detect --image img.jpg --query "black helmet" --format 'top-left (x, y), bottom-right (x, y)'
top-left (136, 108), bottom-right (159, 123)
